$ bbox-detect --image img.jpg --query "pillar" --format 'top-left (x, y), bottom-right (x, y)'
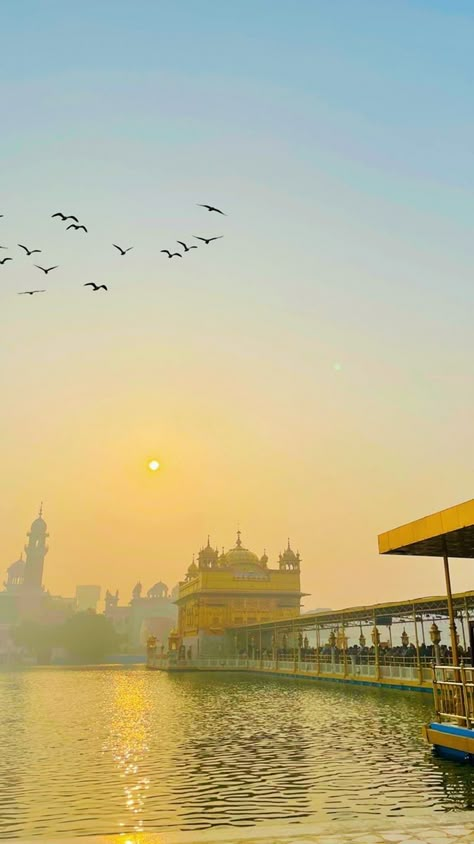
top-left (412, 605), bottom-right (423, 685)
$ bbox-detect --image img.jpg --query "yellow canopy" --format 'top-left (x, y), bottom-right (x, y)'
top-left (378, 498), bottom-right (474, 558)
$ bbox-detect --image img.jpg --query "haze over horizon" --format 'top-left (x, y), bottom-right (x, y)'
top-left (2, 1), bottom-right (474, 609)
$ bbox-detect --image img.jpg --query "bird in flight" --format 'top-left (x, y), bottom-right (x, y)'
top-left (193, 236), bottom-right (223, 245)
top-left (67, 224), bottom-right (88, 232)
top-left (161, 250), bottom-right (182, 258)
top-left (35, 265), bottom-right (58, 274)
top-left (18, 244), bottom-right (41, 256)
top-left (52, 213), bottom-right (79, 222)
top-left (18, 290), bottom-right (46, 296)
top-left (0, 245), bottom-right (7, 249)
top-left (177, 241), bottom-right (197, 252)
top-left (197, 204), bottom-right (227, 215)
top-left (0, 257), bottom-right (13, 264)
top-left (113, 244), bottom-right (133, 256)
top-left (84, 282), bottom-right (107, 292)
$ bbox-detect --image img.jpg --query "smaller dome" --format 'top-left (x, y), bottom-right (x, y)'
top-left (279, 539), bottom-right (300, 570)
top-left (7, 557), bottom-right (25, 574)
top-left (198, 537), bottom-right (219, 568)
top-left (187, 557), bottom-right (198, 578)
top-left (31, 505), bottom-right (47, 533)
top-left (147, 581), bottom-right (168, 598)
top-left (260, 550), bottom-right (268, 567)
top-left (280, 539), bottom-right (297, 563)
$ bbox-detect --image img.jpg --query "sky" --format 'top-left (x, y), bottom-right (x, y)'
top-left (2, 0), bottom-right (474, 610)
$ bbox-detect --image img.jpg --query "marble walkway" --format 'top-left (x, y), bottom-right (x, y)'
top-left (14, 812), bottom-right (474, 844)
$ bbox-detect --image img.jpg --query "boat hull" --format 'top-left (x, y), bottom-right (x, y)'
top-left (423, 722), bottom-right (474, 762)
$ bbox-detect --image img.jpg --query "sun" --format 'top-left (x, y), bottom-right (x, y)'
top-left (148, 459), bottom-right (160, 472)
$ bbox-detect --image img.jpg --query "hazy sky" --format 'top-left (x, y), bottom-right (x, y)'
top-left (2, 1), bottom-right (474, 610)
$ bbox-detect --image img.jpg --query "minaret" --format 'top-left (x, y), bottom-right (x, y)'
top-left (23, 504), bottom-right (48, 592)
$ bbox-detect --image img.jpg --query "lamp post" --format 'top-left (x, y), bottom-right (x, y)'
top-left (430, 621), bottom-right (441, 665)
top-left (329, 630), bottom-right (336, 670)
top-left (297, 631), bottom-right (303, 665)
top-left (372, 623), bottom-right (380, 680)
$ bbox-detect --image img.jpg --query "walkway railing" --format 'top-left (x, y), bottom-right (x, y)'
top-left (147, 652), bottom-right (439, 686)
top-left (432, 665), bottom-right (474, 728)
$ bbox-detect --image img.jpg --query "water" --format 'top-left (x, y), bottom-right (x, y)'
top-left (1, 666), bottom-right (474, 839)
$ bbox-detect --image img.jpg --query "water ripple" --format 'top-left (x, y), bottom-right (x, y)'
top-left (0, 666), bottom-right (474, 838)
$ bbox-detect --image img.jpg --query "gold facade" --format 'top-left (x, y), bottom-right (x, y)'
top-left (176, 532), bottom-right (304, 644)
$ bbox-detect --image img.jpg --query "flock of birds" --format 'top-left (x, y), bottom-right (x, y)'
top-left (1, 203), bottom-right (226, 296)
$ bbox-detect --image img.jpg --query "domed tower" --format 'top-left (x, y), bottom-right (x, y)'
top-left (198, 537), bottom-right (219, 570)
top-left (279, 539), bottom-right (300, 572)
top-left (23, 504), bottom-right (48, 592)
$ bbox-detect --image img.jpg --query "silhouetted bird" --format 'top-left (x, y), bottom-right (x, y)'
top-left (197, 204), bottom-right (227, 215)
top-left (193, 236), bottom-right (223, 245)
top-left (18, 244), bottom-right (41, 256)
top-left (52, 213), bottom-right (79, 222)
top-left (0, 245), bottom-right (7, 249)
top-left (160, 250), bottom-right (182, 258)
top-left (0, 257), bottom-right (13, 264)
top-left (35, 265), bottom-right (58, 274)
top-left (18, 290), bottom-right (46, 295)
top-left (84, 282), bottom-right (107, 292)
top-left (67, 224), bottom-right (88, 232)
top-left (177, 241), bottom-right (197, 252)
top-left (113, 244), bottom-right (134, 256)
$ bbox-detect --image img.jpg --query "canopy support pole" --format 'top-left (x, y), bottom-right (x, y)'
top-left (443, 546), bottom-right (460, 667)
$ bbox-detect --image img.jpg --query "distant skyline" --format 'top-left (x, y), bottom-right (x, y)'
top-left (2, 1), bottom-right (474, 609)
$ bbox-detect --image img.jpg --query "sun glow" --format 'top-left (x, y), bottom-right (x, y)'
top-left (148, 460), bottom-right (160, 472)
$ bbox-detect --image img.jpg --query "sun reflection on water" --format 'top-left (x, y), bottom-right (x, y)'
top-left (0, 667), bottom-right (473, 839)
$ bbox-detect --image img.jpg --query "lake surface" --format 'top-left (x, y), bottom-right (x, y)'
top-left (1, 666), bottom-right (474, 839)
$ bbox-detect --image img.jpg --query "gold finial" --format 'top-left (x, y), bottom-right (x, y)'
top-left (39, 502), bottom-right (43, 517)
top-left (207, 534), bottom-right (211, 547)
top-left (236, 529), bottom-right (242, 547)
top-left (287, 537), bottom-right (291, 550)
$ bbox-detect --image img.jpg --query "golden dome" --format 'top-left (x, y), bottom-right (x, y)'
top-left (225, 531), bottom-right (261, 568)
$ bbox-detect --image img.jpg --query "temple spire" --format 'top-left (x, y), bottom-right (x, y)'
top-left (236, 529), bottom-right (242, 547)
top-left (39, 502), bottom-right (43, 517)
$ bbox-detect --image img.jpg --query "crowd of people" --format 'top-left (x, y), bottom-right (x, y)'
top-left (242, 642), bottom-right (473, 666)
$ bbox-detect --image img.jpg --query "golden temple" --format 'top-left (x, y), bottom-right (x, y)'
top-left (175, 531), bottom-right (305, 657)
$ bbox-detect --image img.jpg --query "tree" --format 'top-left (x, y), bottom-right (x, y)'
top-left (58, 611), bottom-right (120, 663)
top-left (12, 620), bottom-right (57, 663)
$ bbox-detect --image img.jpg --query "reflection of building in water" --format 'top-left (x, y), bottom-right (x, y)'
top-left (171, 684), bottom-right (312, 828)
top-left (105, 580), bottom-right (177, 650)
top-left (176, 531), bottom-right (305, 657)
top-left (75, 585), bottom-right (101, 612)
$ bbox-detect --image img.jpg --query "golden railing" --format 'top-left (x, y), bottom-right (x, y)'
top-left (432, 665), bottom-right (474, 729)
